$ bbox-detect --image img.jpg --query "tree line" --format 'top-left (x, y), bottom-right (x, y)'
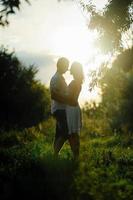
top-left (0, 47), bottom-right (50, 130)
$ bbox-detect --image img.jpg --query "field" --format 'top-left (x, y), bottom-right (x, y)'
top-left (0, 117), bottom-right (133, 200)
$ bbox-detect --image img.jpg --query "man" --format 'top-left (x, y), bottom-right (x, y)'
top-left (50, 57), bottom-right (70, 156)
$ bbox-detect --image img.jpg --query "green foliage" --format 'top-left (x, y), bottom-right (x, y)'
top-left (0, 0), bottom-right (30, 26)
top-left (86, 0), bottom-right (133, 53)
top-left (100, 48), bottom-right (133, 132)
top-left (73, 136), bottom-right (133, 200)
top-left (120, 72), bottom-right (133, 132)
top-left (88, 47), bottom-right (133, 133)
top-left (82, 0), bottom-right (133, 133)
top-left (113, 48), bottom-right (133, 72)
top-left (82, 107), bottom-right (112, 137)
top-left (0, 47), bottom-right (51, 129)
top-left (0, 126), bottom-right (133, 200)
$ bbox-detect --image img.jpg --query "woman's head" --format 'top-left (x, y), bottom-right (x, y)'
top-left (70, 62), bottom-right (84, 83)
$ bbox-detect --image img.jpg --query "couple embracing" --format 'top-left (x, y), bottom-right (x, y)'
top-left (50, 57), bottom-right (84, 160)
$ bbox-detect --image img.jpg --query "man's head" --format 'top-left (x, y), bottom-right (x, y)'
top-left (57, 57), bottom-right (69, 74)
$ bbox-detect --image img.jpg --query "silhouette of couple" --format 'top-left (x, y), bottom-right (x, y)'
top-left (50, 57), bottom-right (84, 160)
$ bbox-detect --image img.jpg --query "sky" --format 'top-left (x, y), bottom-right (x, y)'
top-left (0, 0), bottom-right (108, 105)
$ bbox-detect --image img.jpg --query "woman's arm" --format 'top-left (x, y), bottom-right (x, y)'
top-left (68, 81), bottom-right (81, 106)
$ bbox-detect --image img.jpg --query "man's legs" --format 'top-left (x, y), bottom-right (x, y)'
top-left (53, 110), bottom-right (68, 157)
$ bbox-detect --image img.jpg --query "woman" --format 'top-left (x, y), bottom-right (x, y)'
top-left (66, 62), bottom-right (84, 160)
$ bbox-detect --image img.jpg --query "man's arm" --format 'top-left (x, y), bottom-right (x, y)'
top-left (51, 90), bottom-right (67, 103)
top-left (51, 90), bottom-right (77, 106)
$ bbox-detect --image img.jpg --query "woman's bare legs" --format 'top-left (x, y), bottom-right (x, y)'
top-left (69, 133), bottom-right (80, 160)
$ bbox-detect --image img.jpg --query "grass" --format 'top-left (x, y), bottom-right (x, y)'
top-left (0, 119), bottom-right (133, 200)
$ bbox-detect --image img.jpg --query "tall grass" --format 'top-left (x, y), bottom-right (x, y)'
top-left (0, 117), bottom-right (133, 200)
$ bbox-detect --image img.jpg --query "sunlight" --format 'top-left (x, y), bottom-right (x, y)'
top-left (0, 0), bottom-right (105, 105)
top-left (51, 26), bottom-right (97, 68)
top-left (49, 26), bottom-right (102, 105)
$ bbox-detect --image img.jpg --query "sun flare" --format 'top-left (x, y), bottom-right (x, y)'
top-left (50, 26), bottom-right (102, 105)
top-left (0, 0), bottom-right (105, 105)
top-left (51, 27), bottom-right (98, 71)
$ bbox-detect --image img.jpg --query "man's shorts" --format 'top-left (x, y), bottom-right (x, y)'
top-left (53, 110), bottom-right (68, 140)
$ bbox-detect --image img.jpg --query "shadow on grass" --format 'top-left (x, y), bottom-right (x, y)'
top-left (0, 153), bottom-right (78, 200)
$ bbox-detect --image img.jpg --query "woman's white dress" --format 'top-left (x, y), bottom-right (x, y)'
top-left (66, 80), bottom-right (82, 135)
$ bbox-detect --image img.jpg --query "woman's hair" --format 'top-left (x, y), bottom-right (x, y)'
top-left (70, 62), bottom-right (84, 83)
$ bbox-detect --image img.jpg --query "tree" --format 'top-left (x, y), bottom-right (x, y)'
top-left (86, 0), bottom-right (133, 53)
top-left (90, 47), bottom-right (133, 133)
top-left (0, 0), bottom-right (30, 26)
top-left (83, 0), bottom-right (133, 133)
top-left (0, 47), bottom-right (51, 130)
